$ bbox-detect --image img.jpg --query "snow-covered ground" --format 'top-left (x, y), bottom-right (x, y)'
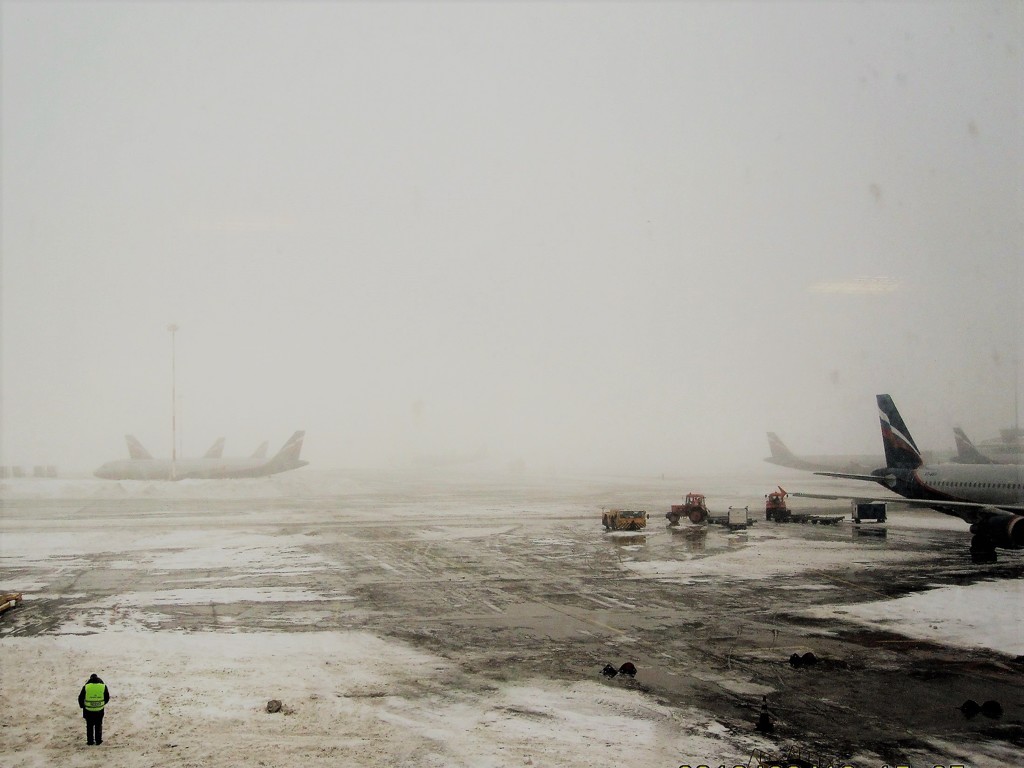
top-left (2, 470), bottom-right (1021, 767)
top-left (620, 533), bottom-right (934, 584)
top-left (1, 472), bottom-right (781, 767)
top-left (5, 628), bottom-right (765, 768)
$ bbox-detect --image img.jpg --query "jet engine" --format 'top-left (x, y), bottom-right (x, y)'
top-left (970, 512), bottom-right (1024, 549)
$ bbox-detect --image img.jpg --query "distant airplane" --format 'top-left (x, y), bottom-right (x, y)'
top-left (250, 441), bottom-right (268, 459)
top-left (793, 395), bottom-right (1024, 562)
top-left (95, 431), bottom-right (307, 480)
top-left (764, 432), bottom-right (882, 474)
top-left (952, 427), bottom-right (997, 464)
top-left (972, 427), bottom-right (1024, 464)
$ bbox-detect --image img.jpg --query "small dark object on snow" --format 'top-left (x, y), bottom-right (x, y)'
top-left (959, 700), bottom-right (980, 718)
top-left (266, 699), bottom-right (283, 713)
top-left (789, 653), bottom-right (803, 668)
top-left (801, 651), bottom-right (817, 666)
top-left (601, 664), bottom-right (618, 678)
top-left (756, 696), bottom-right (774, 734)
top-left (981, 700), bottom-right (1002, 719)
top-left (618, 662), bottom-right (637, 677)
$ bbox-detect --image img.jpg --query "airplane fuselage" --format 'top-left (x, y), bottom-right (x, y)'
top-left (871, 463), bottom-right (1024, 523)
top-left (94, 457), bottom-right (307, 480)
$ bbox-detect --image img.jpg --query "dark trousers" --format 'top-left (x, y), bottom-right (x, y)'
top-left (84, 709), bottom-right (104, 744)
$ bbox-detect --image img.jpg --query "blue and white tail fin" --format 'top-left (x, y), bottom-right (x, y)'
top-left (877, 394), bottom-right (923, 469)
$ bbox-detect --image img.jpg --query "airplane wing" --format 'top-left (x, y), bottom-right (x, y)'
top-left (792, 491), bottom-right (1024, 515)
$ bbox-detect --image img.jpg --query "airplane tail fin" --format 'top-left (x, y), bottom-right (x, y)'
top-left (125, 435), bottom-right (153, 460)
top-left (953, 427), bottom-right (995, 464)
top-left (204, 437), bottom-right (226, 459)
top-left (766, 433), bottom-right (798, 462)
top-left (250, 441), bottom-right (269, 459)
top-left (266, 431), bottom-right (307, 471)
top-left (876, 394), bottom-right (923, 469)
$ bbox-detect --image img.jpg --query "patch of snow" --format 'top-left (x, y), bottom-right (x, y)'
top-left (622, 537), bottom-right (929, 583)
top-left (2, 630), bottom-right (775, 767)
top-left (803, 579), bottom-right (1024, 655)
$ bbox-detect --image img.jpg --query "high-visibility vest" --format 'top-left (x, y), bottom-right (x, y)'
top-left (84, 683), bottom-right (106, 711)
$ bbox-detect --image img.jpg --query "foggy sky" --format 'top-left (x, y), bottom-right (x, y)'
top-left (2, 1), bottom-right (1021, 476)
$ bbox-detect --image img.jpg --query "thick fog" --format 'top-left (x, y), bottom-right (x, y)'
top-left (2, 2), bottom-right (1021, 476)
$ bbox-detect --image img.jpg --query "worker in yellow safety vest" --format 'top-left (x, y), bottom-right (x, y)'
top-left (77, 673), bottom-right (110, 746)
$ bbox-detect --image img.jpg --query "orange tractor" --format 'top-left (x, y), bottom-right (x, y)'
top-left (666, 493), bottom-right (710, 525)
top-left (765, 486), bottom-right (790, 522)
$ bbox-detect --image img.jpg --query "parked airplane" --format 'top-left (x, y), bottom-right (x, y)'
top-left (972, 426), bottom-right (1024, 464)
top-left (794, 395), bottom-right (1024, 562)
top-left (764, 432), bottom-right (882, 473)
top-left (95, 431), bottom-right (307, 480)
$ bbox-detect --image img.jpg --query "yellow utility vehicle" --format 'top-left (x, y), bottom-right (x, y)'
top-left (602, 509), bottom-right (648, 531)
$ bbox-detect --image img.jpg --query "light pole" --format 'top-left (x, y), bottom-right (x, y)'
top-left (168, 323), bottom-right (179, 480)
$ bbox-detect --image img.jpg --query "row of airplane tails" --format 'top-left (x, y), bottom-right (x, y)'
top-left (124, 435), bottom-right (267, 462)
top-left (784, 395), bottom-right (1024, 563)
top-left (767, 423), bottom-right (1021, 471)
top-left (94, 432), bottom-right (305, 481)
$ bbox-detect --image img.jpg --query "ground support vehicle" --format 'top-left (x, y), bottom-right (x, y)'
top-left (852, 501), bottom-right (887, 524)
top-left (787, 513), bottom-right (843, 525)
top-left (666, 493), bottom-right (710, 525)
top-left (602, 509), bottom-right (648, 531)
top-left (704, 507), bottom-right (755, 528)
top-left (726, 506), bottom-right (751, 529)
top-left (1, 592), bottom-right (23, 616)
top-left (765, 486), bottom-right (790, 522)
top-left (766, 486), bottom-right (842, 525)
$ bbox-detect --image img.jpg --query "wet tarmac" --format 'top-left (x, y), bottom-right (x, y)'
top-left (2, 473), bottom-right (1022, 766)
